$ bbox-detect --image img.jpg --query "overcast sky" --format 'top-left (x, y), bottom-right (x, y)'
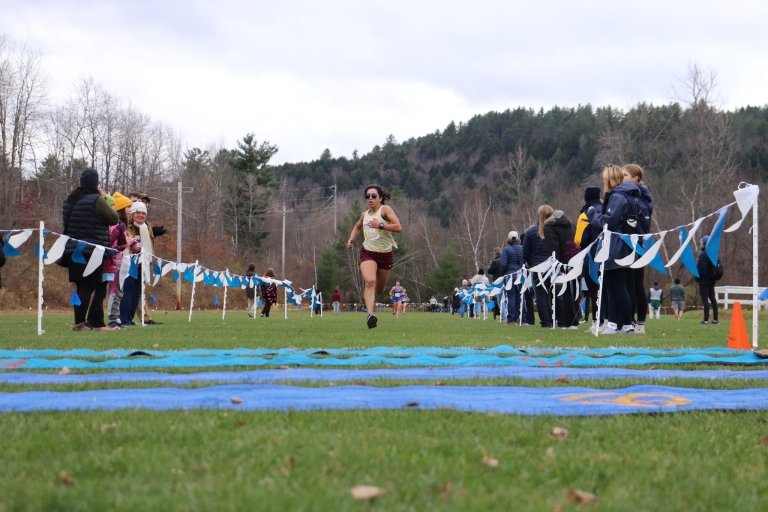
top-left (4, 0), bottom-right (767, 164)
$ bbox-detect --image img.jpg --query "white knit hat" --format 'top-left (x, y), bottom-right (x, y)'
top-left (130, 201), bottom-right (147, 214)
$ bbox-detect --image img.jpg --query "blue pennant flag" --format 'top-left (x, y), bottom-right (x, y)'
top-left (677, 226), bottom-right (699, 278)
top-left (149, 293), bottom-right (158, 305)
top-left (183, 266), bottom-right (195, 282)
top-left (128, 256), bottom-right (139, 279)
top-left (69, 290), bottom-right (82, 306)
top-left (172, 270), bottom-right (180, 282)
top-left (232, 276), bottom-right (242, 288)
top-left (153, 261), bottom-right (162, 275)
top-left (2, 234), bottom-right (21, 257)
top-left (33, 242), bottom-right (41, 258)
top-left (759, 288), bottom-right (768, 301)
top-left (706, 205), bottom-right (729, 265)
top-left (588, 251), bottom-right (600, 285)
top-left (487, 300), bottom-right (496, 310)
top-left (71, 241), bottom-right (87, 264)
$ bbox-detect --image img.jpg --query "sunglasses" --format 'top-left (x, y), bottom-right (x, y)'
top-left (365, 193), bottom-right (379, 199)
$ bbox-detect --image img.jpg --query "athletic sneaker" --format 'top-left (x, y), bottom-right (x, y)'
top-left (367, 314), bottom-right (378, 329)
top-left (700, 320), bottom-right (709, 324)
top-left (622, 327), bottom-right (635, 334)
top-left (711, 320), bottom-right (719, 325)
top-left (601, 327), bottom-right (620, 334)
top-left (634, 324), bottom-right (646, 334)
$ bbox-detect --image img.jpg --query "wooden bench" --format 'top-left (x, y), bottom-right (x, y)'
top-left (714, 286), bottom-right (767, 310)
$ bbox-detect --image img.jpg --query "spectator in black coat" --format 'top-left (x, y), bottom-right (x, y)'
top-left (544, 209), bottom-right (578, 328)
top-left (696, 236), bottom-right (719, 324)
top-left (522, 205), bottom-right (555, 328)
top-left (499, 231), bottom-right (524, 324)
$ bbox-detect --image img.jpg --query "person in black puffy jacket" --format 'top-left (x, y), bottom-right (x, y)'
top-left (62, 168), bottom-right (118, 331)
top-left (544, 209), bottom-right (578, 327)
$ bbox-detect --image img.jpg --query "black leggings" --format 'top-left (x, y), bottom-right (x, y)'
top-left (73, 272), bottom-right (107, 327)
top-left (604, 268), bottom-right (632, 327)
top-left (698, 281), bottom-right (718, 321)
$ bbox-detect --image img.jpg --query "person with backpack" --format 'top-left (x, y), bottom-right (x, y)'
top-left (544, 209), bottom-right (579, 328)
top-left (623, 164), bottom-right (654, 334)
top-left (696, 236), bottom-right (719, 324)
top-left (586, 165), bottom-right (642, 334)
top-left (574, 186), bottom-right (603, 331)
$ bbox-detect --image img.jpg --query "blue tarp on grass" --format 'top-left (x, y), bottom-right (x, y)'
top-left (2, 384), bottom-right (768, 416)
top-left (3, 366), bottom-right (768, 385)
top-left (1, 346), bottom-right (765, 369)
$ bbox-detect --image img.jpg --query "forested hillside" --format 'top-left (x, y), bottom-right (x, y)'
top-left (1, 36), bottom-right (766, 306)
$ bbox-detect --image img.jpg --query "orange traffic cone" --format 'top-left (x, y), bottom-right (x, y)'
top-left (727, 301), bottom-right (751, 350)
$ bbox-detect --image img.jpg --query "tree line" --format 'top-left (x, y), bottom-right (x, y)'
top-left (1, 34), bottom-right (766, 307)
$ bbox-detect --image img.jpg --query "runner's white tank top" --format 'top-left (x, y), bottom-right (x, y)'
top-left (362, 207), bottom-right (396, 253)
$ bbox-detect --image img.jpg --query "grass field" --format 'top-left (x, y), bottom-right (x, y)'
top-left (1, 309), bottom-right (767, 511)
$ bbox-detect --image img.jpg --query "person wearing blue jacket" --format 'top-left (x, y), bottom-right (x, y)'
top-left (523, 205), bottom-right (555, 328)
top-left (499, 230), bottom-right (524, 324)
top-left (586, 165), bottom-right (641, 334)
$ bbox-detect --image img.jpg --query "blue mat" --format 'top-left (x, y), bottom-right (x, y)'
top-left (1, 384), bottom-right (767, 415)
top-left (3, 366), bottom-right (768, 385)
top-left (1, 346), bottom-right (764, 369)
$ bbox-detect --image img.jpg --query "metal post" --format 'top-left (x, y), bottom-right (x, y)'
top-left (753, 189), bottom-right (759, 348)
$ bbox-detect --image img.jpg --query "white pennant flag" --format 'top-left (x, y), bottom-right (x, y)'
top-left (594, 231), bottom-right (611, 263)
top-left (44, 235), bottom-right (70, 265)
top-left (666, 217), bottom-right (704, 267)
top-left (614, 234), bottom-right (638, 267)
top-left (631, 232), bottom-right (667, 269)
top-left (161, 261), bottom-right (177, 276)
top-left (724, 184), bottom-right (759, 233)
top-left (118, 252), bottom-right (132, 289)
top-left (9, 229), bottom-right (34, 249)
top-left (82, 246), bottom-right (105, 277)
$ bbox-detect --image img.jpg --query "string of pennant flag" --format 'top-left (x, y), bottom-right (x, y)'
top-left (444, 183), bottom-right (761, 328)
top-left (0, 183), bottom-right (761, 334)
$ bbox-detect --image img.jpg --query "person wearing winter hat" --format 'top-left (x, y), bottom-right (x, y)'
top-left (62, 168), bottom-right (119, 331)
top-left (120, 200), bottom-right (156, 326)
top-left (575, 185), bottom-right (603, 329)
top-left (104, 192), bottom-right (133, 327)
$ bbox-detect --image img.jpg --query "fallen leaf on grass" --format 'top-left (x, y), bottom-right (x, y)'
top-left (759, 436), bottom-right (768, 446)
top-left (350, 485), bottom-right (386, 501)
top-left (566, 489), bottom-right (598, 505)
top-left (100, 423), bottom-right (117, 432)
top-left (58, 471), bottom-right (76, 486)
top-left (481, 456), bottom-right (499, 468)
top-left (551, 426), bottom-right (568, 440)
top-left (279, 365), bottom-right (291, 370)
top-left (555, 375), bottom-right (571, 383)
top-left (152, 343), bottom-right (159, 348)
top-left (404, 401), bottom-right (419, 408)
top-left (230, 397), bottom-right (243, 404)
top-left (280, 456), bottom-right (295, 476)
top-left (58, 367), bottom-right (70, 375)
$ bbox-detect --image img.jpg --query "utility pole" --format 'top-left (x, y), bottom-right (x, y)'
top-left (160, 180), bottom-right (193, 310)
top-left (281, 200), bottom-right (286, 278)
top-left (332, 183), bottom-right (337, 236)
